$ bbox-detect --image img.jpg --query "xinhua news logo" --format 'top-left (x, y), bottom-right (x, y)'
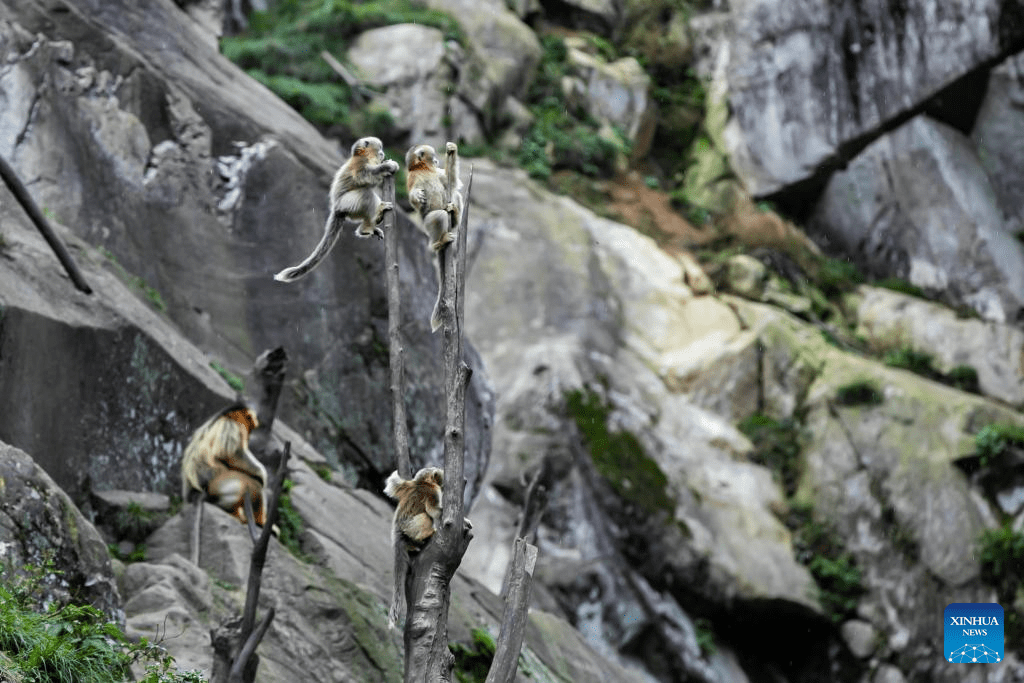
top-left (945, 603), bottom-right (1003, 663)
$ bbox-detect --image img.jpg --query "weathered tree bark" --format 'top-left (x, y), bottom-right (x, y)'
top-left (500, 457), bottom-right (552, 598)
top-left (383, 174), bottom-right (412, 479)
top-left (402, 166), bottom-right (475, 682)
top-left (248, 346), bottom-right (288, 457)
top-left (485, 538), bottom-right (538, 683)
top-left (0, 153), bottom-right (92, 294)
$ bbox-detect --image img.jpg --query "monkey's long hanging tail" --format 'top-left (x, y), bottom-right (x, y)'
top-left (274, 212), bottom-right (344, 282)
top-left (430, 251), bottom-right (445, 333)
top-left (389, 537), bottom-right (410, 628)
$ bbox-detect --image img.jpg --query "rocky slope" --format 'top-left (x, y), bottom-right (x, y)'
top-left (2, 0), bottom-right (1024, 682)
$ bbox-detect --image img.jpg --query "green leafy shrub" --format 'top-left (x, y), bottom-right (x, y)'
top-left (946, 365), bottom-right (980, 393)
top-left (0, 562), bottom-right (205, 682)
top-left (450, 628), bottom-right (496, 683)
top-left (834, 380), bottom-right (884, 407)
top-left (874, 277), bottom-right (927, 299)
top-left (974, 422), bottom-right (1024, 466)
top-left (693, 618), bottom-right (716, 657)
top-left (276, 478), bottom-right (308, 560)
top-left (516, 36), bottom-right (624, 180)
top-left (737, 413), bottom-right (803, 497)
top-left (786, 504), bottom-right (864, 623)
top-left (209, 361), bottom-right (244, 392)
top-left (814, 258), bottom-right (864, 299)
top-left (221, 0), bottom-right (459, 139)
top-left (882, 346), bottom-right (938, 378)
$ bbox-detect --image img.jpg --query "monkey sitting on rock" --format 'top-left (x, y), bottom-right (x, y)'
top-left (274, 136), bottom-right (399, 283)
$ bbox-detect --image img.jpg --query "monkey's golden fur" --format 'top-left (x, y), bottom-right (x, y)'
top-left (383, 466), bottom-right (444, 628)
top-left (405, 142), bottom-right (464, 332)
top-left (274, 136), bottom-right (399, 282)
top-left (180, 404), bottom-right (268, 527)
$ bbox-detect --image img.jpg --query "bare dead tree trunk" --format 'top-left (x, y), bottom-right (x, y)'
top-left (0, 153), bottom-right (92, 294)
top-left (248, 347), bottom-right (288, 457)
top-left (383, 174), bottom-right (412, 479)
top-left (485, 538), bottom-right (538, 683)
top-left (401, 167), bottom-right (474, 682)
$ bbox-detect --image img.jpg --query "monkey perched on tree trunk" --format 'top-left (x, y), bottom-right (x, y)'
top-left (405, 142), bottom-right (463, 332)
top-left (275, 136), bottom-right (399, 283)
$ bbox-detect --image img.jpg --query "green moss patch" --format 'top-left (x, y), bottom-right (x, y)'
top-left (565, 389), bottom-right (673, 517)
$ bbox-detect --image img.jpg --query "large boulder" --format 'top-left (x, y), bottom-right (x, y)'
top-left (809, 115), bottom-right (1024, 323)
top-left (460, 160), bottom-right (816, 681)
top-left (347, 24), bottom-right (481, 149)
top-left (972, 52), bottom-right (1024, 227)
top-left (0, 0), bottom-right (493, 494)
top-left (0, 440), bottom-right (121, 622)
top-left (721, 0), bottom-right (1024, 196)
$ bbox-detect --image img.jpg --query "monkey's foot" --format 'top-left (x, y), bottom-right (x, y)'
top-left (355, 227), bottom-right (384, 240)
top-left (374, 202), bottom-right (394, 224)
top-left (430, 232), bottom-right (454, 252)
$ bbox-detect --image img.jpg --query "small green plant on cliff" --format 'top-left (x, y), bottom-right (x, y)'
top-left (276, 478), bottom-right (309, 560)
top-left (517, 35), bottom-right (624, 180)
top-left (738, 413), bottom-right (803, 497)
top-left (449, 628), bottom-right (496, 683)
top-left (882, 345), bottom-right (939, 379)
top-left (834, 380), bottom-right (884, 407)
top-left (98, 247), bottom-right (167, 313)
top-left (565, 388), bottom-right (674, 517)
top-left (209, 360), bottom-right (245, 392)
top-left (974, 422), bottom-right (1024, 467)
top-left (945, 365), bottom-right (980, 394)
top-left (785, 503), bottom-right (864, 623)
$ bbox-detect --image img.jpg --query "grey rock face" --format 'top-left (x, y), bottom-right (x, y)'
top-left (723, 0), bottom-right (1024, 195)
top-left (810, 116), bottom-right (1024, 323)
top-left (972, 52), bottom-right (1024, 226)
top-left (459, 160), bottom-right (815, 681)
top-left (0, 440), bottom-right (121, 622)
top-left (347, 24), bottom-right (467, 150)
top-left (853, 286), bottom-right (1024, 404)
top-left (0, 0), bottom-right (493, 495)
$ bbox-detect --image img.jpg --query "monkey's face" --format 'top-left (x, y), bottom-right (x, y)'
top-left (405, 145), bottom-right (439, 172)
top-left (225, 408), bottom-right (259, 434)
top-left (352, 136), bottom-right (386, 163)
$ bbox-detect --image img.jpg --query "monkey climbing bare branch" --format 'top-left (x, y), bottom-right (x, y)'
top-left (0, 153), bottom-right (92, 294)
top-left (383, 174), bottom-right (412, 479)
top-left (485, 538), bottom-right (538, 683)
